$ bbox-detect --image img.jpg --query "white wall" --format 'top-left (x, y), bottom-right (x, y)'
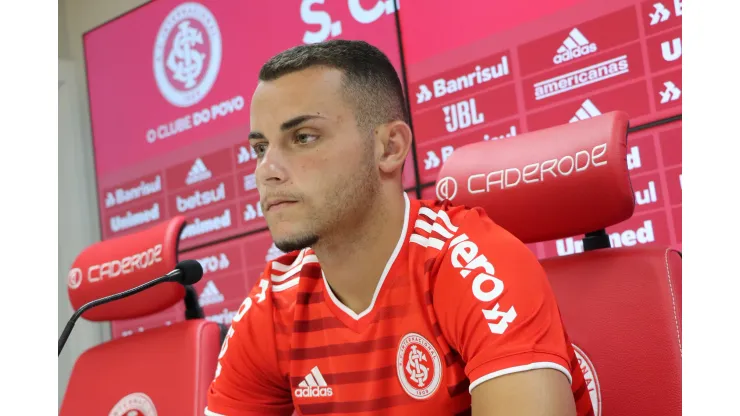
top-left (58, 0), bottom-right (148, 408)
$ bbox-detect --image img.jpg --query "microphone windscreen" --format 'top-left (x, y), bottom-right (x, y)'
top-left (175, 259), bottom-right (204, 285)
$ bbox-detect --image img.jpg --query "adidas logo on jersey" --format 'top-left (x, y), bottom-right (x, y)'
top-left (294, 366), bottom-right (333, 398)
top-left (569, 99), bottom-right (601, 123)
top-left (185, 158), bottom-right (213, 185)
top-left (553, 28), bottom-right (597, 64)
top-left (199, 281), bottom-right (225, 307)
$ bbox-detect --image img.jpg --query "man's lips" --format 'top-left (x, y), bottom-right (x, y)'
top-left (265, 200), bottom-right (297, 211)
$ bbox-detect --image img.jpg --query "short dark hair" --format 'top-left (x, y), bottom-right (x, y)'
top-left (258, 40), bottom-right (408, 133)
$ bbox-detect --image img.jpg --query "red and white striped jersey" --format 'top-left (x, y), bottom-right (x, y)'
top-left (206, 193), bottom-right (593, 416)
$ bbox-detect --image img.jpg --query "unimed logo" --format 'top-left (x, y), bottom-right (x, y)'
top-left (556, 220), bottom-right (656, 256)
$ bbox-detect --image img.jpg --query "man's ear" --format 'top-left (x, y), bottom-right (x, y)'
top-left (376, 120), bottom-right (412, 175)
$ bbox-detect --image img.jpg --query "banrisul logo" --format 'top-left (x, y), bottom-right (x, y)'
top-left (154, 2), bottom-right (222, 108)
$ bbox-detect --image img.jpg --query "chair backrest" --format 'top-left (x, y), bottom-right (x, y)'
top-left (60, 217), bottom-right (222, 416)
top-left (437, 111), bottom-right (681, 415)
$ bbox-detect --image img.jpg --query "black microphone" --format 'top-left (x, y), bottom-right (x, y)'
top-left (58, 260), bottom-right (203, 356)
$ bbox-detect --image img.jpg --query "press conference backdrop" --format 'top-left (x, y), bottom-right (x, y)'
top-left (80, 0), bottom-right (682, 338)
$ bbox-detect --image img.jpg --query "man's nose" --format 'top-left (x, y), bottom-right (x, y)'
top-left (256, 147), bottom-right (288, 185)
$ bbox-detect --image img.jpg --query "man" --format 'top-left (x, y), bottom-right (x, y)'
top-left (206, 40), bottom-right (593, 416)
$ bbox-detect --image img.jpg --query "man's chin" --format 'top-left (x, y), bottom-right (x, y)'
top-left (273, 234), bottom-right (319, 253)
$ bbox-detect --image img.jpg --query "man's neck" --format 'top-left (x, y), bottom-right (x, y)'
top-left (313, 190), bottom-right (407, 315)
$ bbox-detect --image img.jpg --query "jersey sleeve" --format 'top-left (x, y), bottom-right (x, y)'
top-left (205, 264), bottom-right (293, 416)
top-left (429, 206), bottom-right (573, 393)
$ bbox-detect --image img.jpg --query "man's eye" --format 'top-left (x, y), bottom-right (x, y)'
top-left (296, 133), bottom-right (318, 144)
top-left (252, 143), bottom-right (267, 157)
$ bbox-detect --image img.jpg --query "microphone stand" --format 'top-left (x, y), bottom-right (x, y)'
top-left (58, 271), bottom-right (179, 356)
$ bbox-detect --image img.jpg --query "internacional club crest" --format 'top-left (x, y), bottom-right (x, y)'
top-left (108, 392), bottom-right (158, 416)
top-left (396, 333), bottom-right (442, 399)
top-left (153, 2), bottom-right (222, 108)
top-left (572, 344), bottom-right (602, 416)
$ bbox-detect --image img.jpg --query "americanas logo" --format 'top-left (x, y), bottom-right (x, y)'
top-left (553, 28), bottom-right (597, 65)
top-left (154, 2), bottom-right (222, 108)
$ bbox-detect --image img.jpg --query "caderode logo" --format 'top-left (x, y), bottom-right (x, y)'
top-left (67, 268), bottom-right (82, 290)
top-left (154, 2), bottom-right (222, 108)
top-left (436, 176), bottom-right (458, 201)
top-left (108, 392), bottom-right (157, 416)
top-left (86, 244), bottom-right (164, 284)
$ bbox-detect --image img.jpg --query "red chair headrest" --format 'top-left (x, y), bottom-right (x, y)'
top-left (436, 111), bottom-right (634, 243)
top-left (66, 217), bottom-right (187, 321)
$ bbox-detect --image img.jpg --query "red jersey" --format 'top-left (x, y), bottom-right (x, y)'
top-left (205, 195), bottom-right (593, 416)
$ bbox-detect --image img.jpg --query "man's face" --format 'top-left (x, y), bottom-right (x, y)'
top-left (249, 66), bottom-right (379, 252)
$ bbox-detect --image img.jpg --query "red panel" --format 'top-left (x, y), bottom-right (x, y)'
top-left (626, 132), bottom-right (659, 175)
top-left (641, 0), bottom-right (683, 36)
top-left (527, 80), bottom-right (650, 132)
top-left (630, 172), bottom-right (664, 214)
top-left (100, 172), bottom-right (164, 212)
top-left (665, 166), bottom-right (682, 206)
top-left (523, 42), bottom-right (645, 110)
top-left (167, 176), bottom-right (237, 217)
top-left (184, 239), bottom-right (246, 280)
top-left (645, 27), bottom-right (682, 72)
top-left (518, 7), bottom-right (640, 77)
top-left (412, 83), bottom-right (518, 144)
top-left (165, 148), bottom-right (234, 193)
top-left (416, 119), bottom-right (521, 184)
top-left (652, 67), bottom-right (682, 112)
top-left (239, 194), bottom-right (267, 234)
top-left (542, 209), bottom-right (672, 258)
top-left (242, 230), bottom-right (282, 271)
top-left (658, 126), bottom-right (682, 168)
top-left (195, 272), bottom-right (250, 310)
top-left (672, 206), bottom-right (682, 244)
top-left (410, 50), bottom-right (512, 111)
top-left (102, 197), bottom-right (166, 239)
top-left (178, 202), bottom-right (240, 251)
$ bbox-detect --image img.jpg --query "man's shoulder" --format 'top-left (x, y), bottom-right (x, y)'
top-left (410, 199), bottom-right (496, 249)
top-left (410, 198), bottom-right (526, 268)
top-left (415, 198), bottom-right (488, 227)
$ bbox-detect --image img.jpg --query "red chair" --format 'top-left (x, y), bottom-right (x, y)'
top-left (437, 111), bottom-right (681, 415)
top-left (59, 217), bottom-right (222, 416)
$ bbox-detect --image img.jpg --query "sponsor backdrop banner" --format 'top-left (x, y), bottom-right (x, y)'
top-left (403, 0), bottom-right (681, 254)
top-left (85, 0), bottom-right (412, 250)
top-left (83, 0), bottom-right (680, 336)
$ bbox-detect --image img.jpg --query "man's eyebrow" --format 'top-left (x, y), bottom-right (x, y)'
top-left (248, 114), bottom-right (326, 140)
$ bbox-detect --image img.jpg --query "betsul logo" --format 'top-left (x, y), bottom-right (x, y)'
top-left (436, 176), bottom-right (458, 201)
top-left (153, 2), bottom-right (222, 108)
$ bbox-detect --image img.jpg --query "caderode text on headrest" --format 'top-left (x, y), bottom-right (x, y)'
top-left (467, 143), bottom-right (608, 194)
top-left (84, 244), bottom-right (164, 285)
